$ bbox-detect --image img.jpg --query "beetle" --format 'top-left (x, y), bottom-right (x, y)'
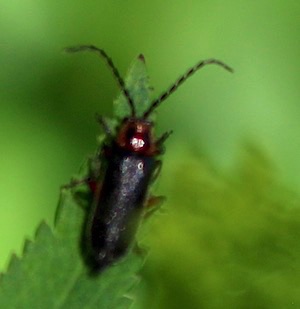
top-left (66, 45), bottom-right (233, 271)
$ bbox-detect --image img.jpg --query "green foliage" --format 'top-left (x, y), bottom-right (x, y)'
top-left (141, 144), bottom-right (300, 309)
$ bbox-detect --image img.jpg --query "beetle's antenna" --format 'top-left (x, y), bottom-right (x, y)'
top-left (143, 59), bottom-right (233, 118)
top-left (65, 45), bottom-right (136, 117)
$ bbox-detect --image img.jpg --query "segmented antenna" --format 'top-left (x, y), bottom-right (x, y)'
top-left (143, 58), bottom-right (233, 119)
top-left (65, 45), bottom-right (136, 117)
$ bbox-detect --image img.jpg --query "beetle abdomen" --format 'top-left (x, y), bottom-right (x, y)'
top-left (88, 152), bottom-right (157, 269)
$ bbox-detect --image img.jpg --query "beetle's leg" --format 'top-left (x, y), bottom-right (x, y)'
top-left (61, 154), bottom-right (101, 192)
top-left (141, 160), bottom-right (165, 219)
top-left (61, 177), bottom-right (92, 190)
top-left (132, 243), bottom-right (148, 258)
top-left (155, 130), bottom-right (173, 150)
top-left (151, 160), bottom-right (162, 183)
top-left (143, 195), bottom-right (166, 219)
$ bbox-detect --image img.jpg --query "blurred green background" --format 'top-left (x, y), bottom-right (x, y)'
top-left (0, 0), bottom-right (299, 308)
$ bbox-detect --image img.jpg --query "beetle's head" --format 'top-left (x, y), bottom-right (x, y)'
top-left (116, 118), bottom-right (157, 155)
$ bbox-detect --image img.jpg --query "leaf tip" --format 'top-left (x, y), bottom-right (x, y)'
top-left (23, 238), bottom-right (33, 254)
top-left (5, 252), bottom-right (20, 274)
top-left (34, 220), bottom-right (53, 239)
top-left (138, 54), bottom-right (146, 63)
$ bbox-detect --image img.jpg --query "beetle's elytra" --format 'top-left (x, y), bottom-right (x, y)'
top-left (65, 45), bottom-right (233, 271)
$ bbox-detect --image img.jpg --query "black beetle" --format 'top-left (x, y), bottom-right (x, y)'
top-left (66, 45), bottom-right (233, 271)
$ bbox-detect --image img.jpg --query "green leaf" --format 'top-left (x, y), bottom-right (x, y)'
top-left (0, 56), bottom-right (149, 309)
top-left (114, 54), bottom-right (151, 118)
top-left (0, 188), bottom-right (144, 309)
